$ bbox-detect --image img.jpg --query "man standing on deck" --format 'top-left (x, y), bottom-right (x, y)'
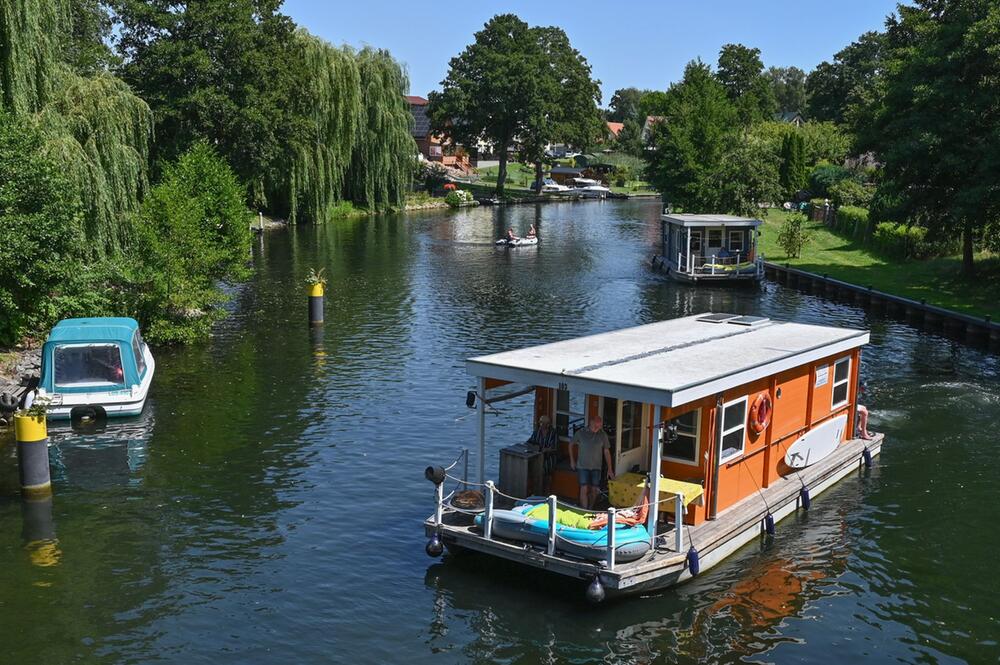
top-left (570, 415), bottom-right (613, 509)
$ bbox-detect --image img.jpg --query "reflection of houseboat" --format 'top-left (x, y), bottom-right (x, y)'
top-left (37, 318), bottom-right (155, 420)
top-left (424, 313), bottom-right (882, 600)
top-left (653, 213), bottom-right (764, 282)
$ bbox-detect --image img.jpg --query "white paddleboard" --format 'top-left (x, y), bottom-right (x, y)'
top-left (784, 414), bottom-right (847, 469)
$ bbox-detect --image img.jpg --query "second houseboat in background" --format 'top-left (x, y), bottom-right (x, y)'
top-left (653, 213), bottom-right (765, 283)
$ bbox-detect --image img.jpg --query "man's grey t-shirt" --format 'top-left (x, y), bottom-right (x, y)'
top-left (573, 428), bottom-right (610, 470)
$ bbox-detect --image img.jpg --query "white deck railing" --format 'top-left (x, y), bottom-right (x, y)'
top-left (676, 251), bottom-right (761, 275)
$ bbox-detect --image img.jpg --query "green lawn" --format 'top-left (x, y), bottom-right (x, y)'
top-left (759, 209), bottom-right (1000, 320)
top-left (476, 163), bottom-right (536, 191)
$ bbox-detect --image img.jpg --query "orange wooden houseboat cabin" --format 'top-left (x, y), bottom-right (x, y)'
top-left (424, 313), bottom-right (883, 599)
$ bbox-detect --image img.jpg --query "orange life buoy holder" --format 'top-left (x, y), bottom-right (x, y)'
top-left (749, 393), bottom-right (773, 434)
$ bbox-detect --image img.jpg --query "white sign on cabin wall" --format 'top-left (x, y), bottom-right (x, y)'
top-left (815, 365), bottom-right (829, 388)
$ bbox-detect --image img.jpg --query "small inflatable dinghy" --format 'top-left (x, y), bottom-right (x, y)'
top-left (495, 236), bottom-right (538, 247)
top-left (475, 504), bottom-right (651, 563)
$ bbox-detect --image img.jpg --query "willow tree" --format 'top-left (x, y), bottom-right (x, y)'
top-left (0, 0), bottom-right (152, 256)
top-left (271, 33), bottom-right (360, 223)
top-left (266, 35), bottom-right (414, 222)
top-left (344, 47), bottom-right (414, 210)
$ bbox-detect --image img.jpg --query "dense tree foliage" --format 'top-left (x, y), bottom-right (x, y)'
top-left (716, 44), bottom-right (777, 125)
top-left (607, 87), bottom-right (653, 123)
top-left (861, 0), bottom-right (1000, 275)
top-left (132, 143), bottom-right (252, 342)
top-left (779, 133), bottom-right (807, 199)
top-left (0, 113), bottom-right (81, 346)
top-left (1, 0), bottom-right (152, 257)
top-left (805, 32), bottom-right (884, 126)
top-left (646, 60), bottom-right (737, 210)
top-left (767, 66), bottom-right (807, 114)
top-left (429, 14), bottom-right (602, 195)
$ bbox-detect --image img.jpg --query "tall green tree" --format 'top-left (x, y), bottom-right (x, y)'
top-left (112, 0), bottom-right (304, 206)
top-left (716, 43), bottom-right (777, 124)
top-left (711, 135), bottom-right (780, 217)
top-left (429, 14), bottom-right (601, 196)
top-left (607, 87), bottom-right (652, 122)
top-left (806, 31), bottom-right (885, 125)
top-left (862, 0), bottom-right (1000, 275)
top-left (645, 60), bottom-right (737, 210)
top-left (519, 26), bottom-right (603, 190)
top-left (767, 66), bottom-right (807, 114)
top-left (779, 132), bottom-right (806, 199)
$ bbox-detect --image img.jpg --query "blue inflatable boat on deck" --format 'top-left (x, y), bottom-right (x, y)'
top-left (475, 503), bottom-right (652, 564)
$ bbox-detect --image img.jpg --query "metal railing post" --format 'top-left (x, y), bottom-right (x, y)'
top-left (711, 255), bottom-right (716, 275)
top-left (462, 448), bottom-right (469, 490)
top-left (484, 480), bottom-right (495, 540)
top-left (547, 495), bottom-right (557, 555)
top-left (435, 482), bottom-right (444, 526)
top-left (607, 507), bottom-right (617, 571)
top-left (674, 492), bottom-right (684, 552)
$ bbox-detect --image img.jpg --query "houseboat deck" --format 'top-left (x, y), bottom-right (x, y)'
top-left (426, 433), bottom-right (881, 595)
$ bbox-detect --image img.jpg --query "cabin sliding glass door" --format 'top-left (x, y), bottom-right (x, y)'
top-left (595, 397), bottom-right (649, 476)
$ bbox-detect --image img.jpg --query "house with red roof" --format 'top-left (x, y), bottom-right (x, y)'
top-left (406, 95), bottom-right (473, 172)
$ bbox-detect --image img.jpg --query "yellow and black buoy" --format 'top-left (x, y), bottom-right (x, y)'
top-left (14, 412), bottom-right (51, 498)
top-left (308, 281), bottom-right (324, 325)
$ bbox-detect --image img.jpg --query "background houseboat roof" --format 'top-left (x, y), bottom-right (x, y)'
top-left (467, 314), bottom-right (868, 407)
top-left (662, 214), bottom-right (762, 227)
top-left (47, 317), bottom-right (140, 344)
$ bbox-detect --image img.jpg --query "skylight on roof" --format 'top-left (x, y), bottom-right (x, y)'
top-left (727, 315), bottom-right (770, 327)
top-left (696, 313), bottom-right (741, 324)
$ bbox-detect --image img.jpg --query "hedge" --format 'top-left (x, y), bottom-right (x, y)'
top-left (834, 205), bottom-right (869, 240)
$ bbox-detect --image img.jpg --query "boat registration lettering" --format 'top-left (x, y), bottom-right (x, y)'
top-left (815, 365), bottom-right (829, 388)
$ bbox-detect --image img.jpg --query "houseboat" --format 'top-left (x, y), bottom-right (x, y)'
top-left (653, 213), bottom-right (764, 282)
top-left (36, 317), bottom-right (155, 421)
top-left (423, 313), bottom-right (882, 601)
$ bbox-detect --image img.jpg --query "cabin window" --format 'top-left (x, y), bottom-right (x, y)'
top-left (556, 389), bottom-right (585, 441)
top-left (832, 357), bottom-right (851, 408)
top-left (729, 230), bottom-right (744, 252)
top-left (54, 343), bottom-right (124, 388)
top-left (719, 397), bottom-right (748, 462)
top-left (663, 408), bottom-right (700, 464)
top-left (689, 230), bottom-right (702, 252)
top-left (708, 229), bottom-right (722, 247)
top-left (132, 331), bottom-right (147, 377)
top-left (619, 400), bottom-right (644, 453)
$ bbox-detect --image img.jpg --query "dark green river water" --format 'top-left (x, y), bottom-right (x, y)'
top-left (1, 200), bottom-right (998, 664)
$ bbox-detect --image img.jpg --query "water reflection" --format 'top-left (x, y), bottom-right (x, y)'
top-left (0, 200), bottom-right (995, 663)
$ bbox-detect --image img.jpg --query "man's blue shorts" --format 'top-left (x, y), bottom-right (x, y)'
top-left (577, 467), bottom-right (602, 487)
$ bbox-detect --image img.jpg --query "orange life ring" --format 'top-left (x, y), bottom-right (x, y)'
top-left (749, 393), bottom-right (772, 434)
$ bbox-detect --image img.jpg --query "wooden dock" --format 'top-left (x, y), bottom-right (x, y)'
top-left (426, 433), bottom-right (883, 595)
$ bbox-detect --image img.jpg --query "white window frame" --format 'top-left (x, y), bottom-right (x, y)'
top-left (555, 389), bottom-right (585, 443)
top-left (689, 230), bottom-right (702, 252)
top-left (831, 356), bottom-right (851, 409)
top-left (662, 408), bottom-right (701, 466)
top-left (719, 396), bottom-right (748, 463)
top-left (729, 230), bottom-right (744, 252)
top-left (617, 400), bottom-right (649, 455)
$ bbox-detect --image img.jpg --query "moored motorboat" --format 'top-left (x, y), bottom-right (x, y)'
top-left (36, 317), bottom-right (155, 421)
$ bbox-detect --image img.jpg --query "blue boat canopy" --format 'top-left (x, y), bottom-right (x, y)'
top-left (40, 318), bottom-right (148, 393)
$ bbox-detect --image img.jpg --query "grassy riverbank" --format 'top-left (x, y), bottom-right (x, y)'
top-left (758, 209), bottom-right (1000, 320)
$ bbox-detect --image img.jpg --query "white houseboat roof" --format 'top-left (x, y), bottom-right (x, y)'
top-left (467, 314), bottom-right (868, 407)
top-left (662, 214), bottom-right (762, 227)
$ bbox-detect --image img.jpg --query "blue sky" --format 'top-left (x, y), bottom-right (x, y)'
top-left (283, 1), bottom-right (900, 103)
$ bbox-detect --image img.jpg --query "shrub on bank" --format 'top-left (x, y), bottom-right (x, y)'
top-left (445, 189), bottom-right (474, 207)
top-left (777, 212), bottom-right (811, 258)
top-left (835, 205), bottom-right (869, 239)
top-left (873, 222), bottom-right (933, 260)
